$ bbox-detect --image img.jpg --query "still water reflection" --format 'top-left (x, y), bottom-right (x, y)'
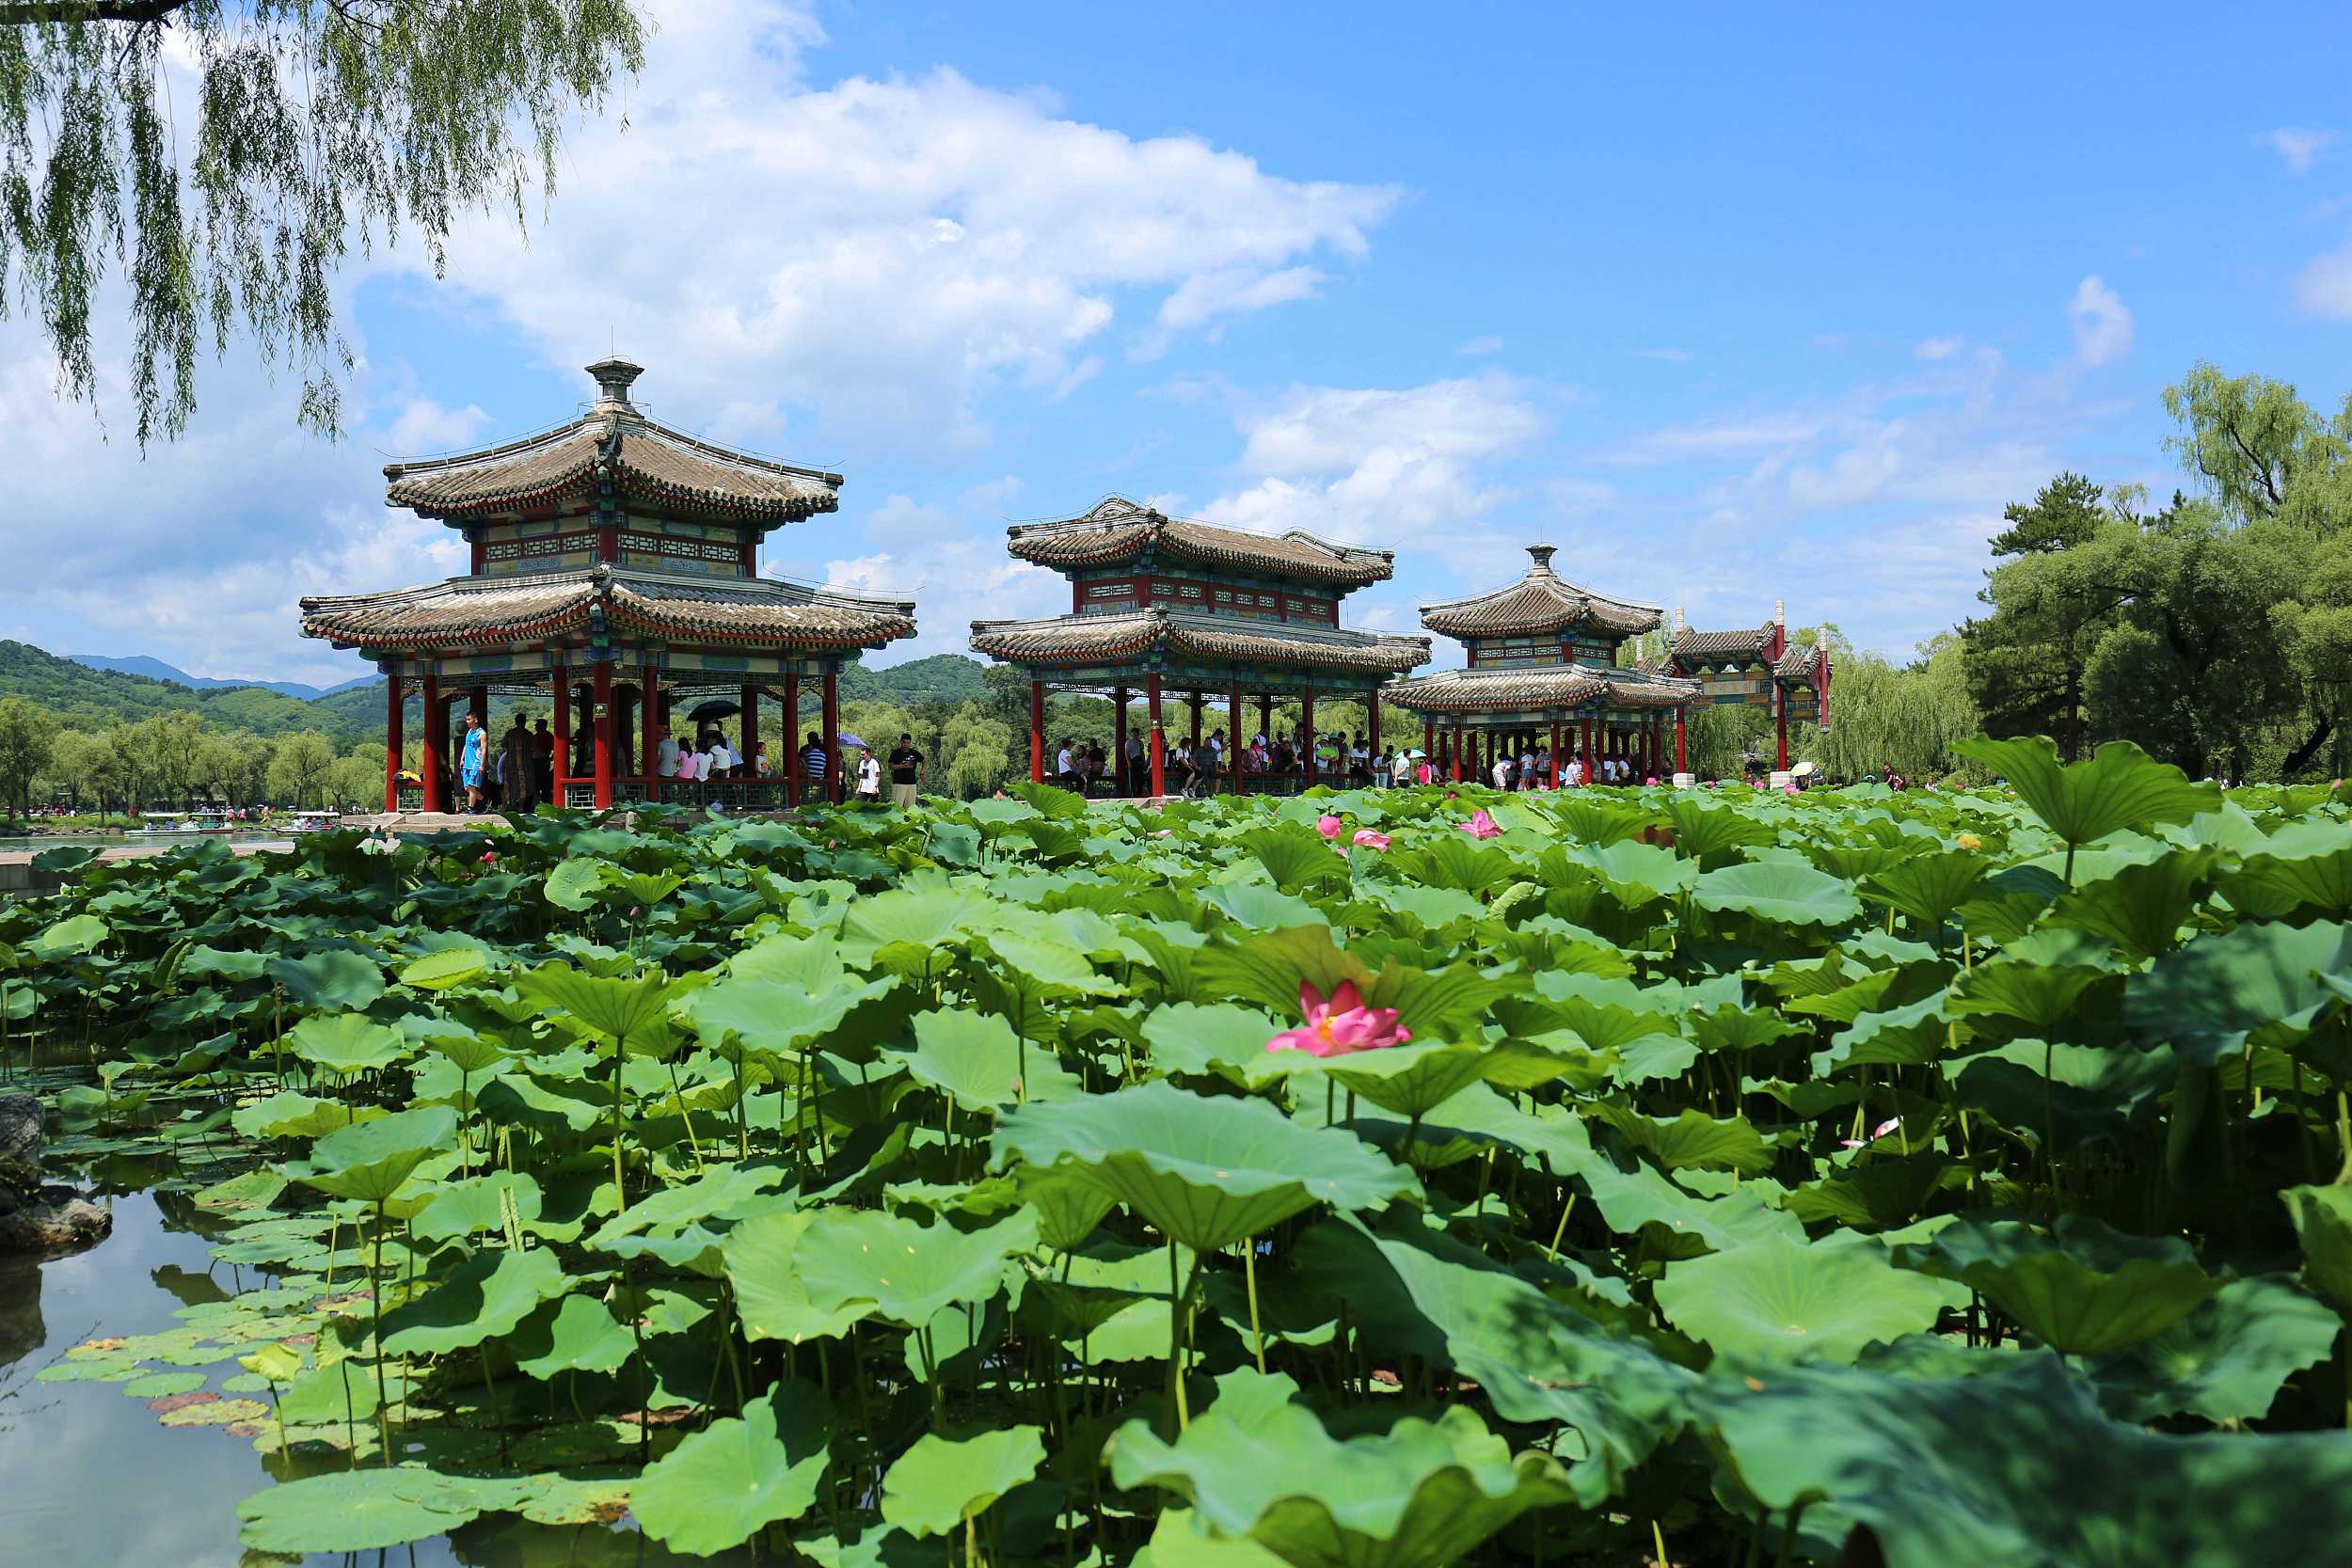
top-left (0, 1182), bottom-right (755, 1566)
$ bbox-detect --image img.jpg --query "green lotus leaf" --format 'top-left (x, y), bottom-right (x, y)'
top-left (2045, 849), bottom-right (2214, 960)
top-left (681, 975), bottom-right (872, 1059)
top-left (838, 888), bottom-right (994, 966)
top-left (232, 1089), bottom-right (379, 1141)
top-left (1139, 1002), bottom-right (1290, 1083)
top-left (1950, 956), bottom-right (2106, 1031)
top-left (983, 931), bottom-right (1114, 994)
top-left (1238, 824), bottom-right (1351, 892)
top-left (542, 857), bottom-right (609, 911)
top-left (1558, 839), bottom-right (1696, 906)
top-left (1578, 1158), bottom-right (1806, 1254)
top-left (1586, 1103), bottom-right (1775, 1174)
top-left (1295, 1041), bottom-right (1494, 1118)
top-left (1199, 881), bottom-right (1333, 931)
top-left (991, 1081), bottom-right (1421, 1252)
top-left (1693, 861), bottom-right (1862, 927)
top-left (1136, 1509), bottom-right (1293, 1568)
top-left (509, 1292), bottom-right (639, 1379)
top-left (265, 949), bottom-right (386, 1011)
top-left (1013, 1164), bottom-right (1120, 1251)
top-left (1782, 1153), bottom-right (1952, 1230)
top-left (513, 961), bottom-right (678, 1042)
top-left (1954, 736), bottom-right (2217, 863)
top-left (879, 1426), bottom-right (1045, 1537)
top-left (294, 1105), bottom-right (458, 1203)
top-left (379, 1244), bottom-right (570, 1354)
top-left (237, 1469), bottom-right (476, 1553)
top-left (1547, 797), bottom-right (1655, 847)
top-left (2224, 818), bottom-right (2352, 915)
top-left (1655, 1232), bottom-right (1953, 1363)
top-left (284, 1013), bottom-right (408, 1076)
top-left (1699, 1354), bottom-right (2352, 1568)
top-left (399, 946), bottom-right (489, 990)
top-left (1665, 799), bottom-right (1776, 863)
top-left (2280, 1182), bottom-right (2352, 1312)
top-left (891, 1008), bottom-right (1082, 1113)
top-left (1816, 994), bottom-right (1962, 1072)
top-left (1892, 1212), bottom-right (2219, 1354)
top-left (412, 1171), bottom-right (543, 1243)
top-left (1190, 926), bottom-right (1375, 1018)
top-left (1108, 1368), bottom-right (1574, 1568)
top-left (631, 1384), bottom-right (834, 1555)
top-left (789, 1207), bottom-right (1038, 1329)
top-left (2124, 919), bottom-right (2351, 1064)
top-left (1691, 1005), bottom-right (1802, 1053)
top-left (34, 912), bottom-right (110, 956)
top-left (2088, 1275), bottom-right (2341, 1424)
top-left (1861, 851), bottom-right (1989, 929)
top-left (722, 1211), bottom-right (875, 1345)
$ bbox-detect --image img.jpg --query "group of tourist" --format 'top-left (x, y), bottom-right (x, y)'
top-left (433, 713), bottom-right (928, 814)
top-left (451, 712), bottom-right (559, 813)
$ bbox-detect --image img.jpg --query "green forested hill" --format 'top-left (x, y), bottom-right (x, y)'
top-left (2, 639), bottom-right (997, 743)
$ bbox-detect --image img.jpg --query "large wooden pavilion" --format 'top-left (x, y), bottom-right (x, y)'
top-left (1385, 546), bottom-right (1700, 781)
top-left (300, 358), bottom-right (915, 811)
top-left (1662, 604), bottom-right (1834, 771)
top-left (968, 498), bottom-right (1430, 795)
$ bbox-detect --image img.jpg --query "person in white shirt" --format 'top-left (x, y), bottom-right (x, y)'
top-left (657, 729), bottom-right (681, 779)
top-left (1056, 742), bottom-right (1075, 784)
top-left (706, 736), bottom-right (735, 777)
top-left (1490, 752), bottom-right (1512, 791)
top-left (855, 746), bottom-right (883, 802)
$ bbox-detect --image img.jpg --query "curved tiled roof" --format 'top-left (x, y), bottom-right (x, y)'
top-left (1775, 641), bottom-right (1828, 682)
top-left (1005, 497), bottom-right (1394, 587)
top-left (1671, 622), bottom-right (1779, 663)
top-left (1386, 663), bottom-right (1699, 715)
top-left (301, 565), bottom-right (914, 653)
top-left (383, 360), bottom-right (842, 525)
top-left (969, 608), bottom-right (1430, 675)
top-left (1420, 546), bottom-right (1661, 638)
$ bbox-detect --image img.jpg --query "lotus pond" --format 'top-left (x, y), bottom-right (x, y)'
top-left (6, 736), bottom-right (2352, 1568)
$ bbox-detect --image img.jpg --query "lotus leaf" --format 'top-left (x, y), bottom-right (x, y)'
top-left (1892, 1212), bottom-right (2220, 1354)
top-left (1655, 1232), bottom-right (1953, 1363)
top-left (631, 1385), bottom-right (834, 1555)
top-left (1693, 861), bottom-right (1862, 927)
top-left (879, 1426), bottom-right (1045, 1537)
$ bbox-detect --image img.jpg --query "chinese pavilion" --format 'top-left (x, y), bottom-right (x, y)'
top-left (1385, 545), bottom-right (1700, 781)
top-left (1662, 603), bottom-right (1834, 771)
top-left (968, 498), bottom-right (1431, 794)
top-left (300, 358), bottom-right (915, 811)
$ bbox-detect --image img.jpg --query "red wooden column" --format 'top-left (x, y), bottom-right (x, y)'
top-left (1776, 689), bottom-right (1790, 771)
top-left (1367, 687), bottom-right (1381, 756)
top-left (1257, 695), bottom-right (1271, 744)
top-left (1549, 719), bottom-right (1562, 788)
top-left (1113, 685), bottom-right (1130, 794)
top-left (641, 664), bottom-right (661, 802)
top-left (1189, 693), bottom-right (1203, 751)
top-left (1228, 679), bottom-right (1245, 796)
top-left (1581, 716), bottom-right (1596, 784)
top-left (739, 682), bottom-right (760, 784)
top-left (821, 668), bottom-right (842, 804)
top-left (1029, 679), bottom-right (1046, 784)
top-left (551, 673), bottom-right (571, 806)
top-left (1147, 674), bottom-right (1167, 799)
top-left (1449, 725), bottom-right (1463, 783)
top-left (421, 673), bottom-right (447, 813)
top-left (1301, 686), bottom-right (1317, 785)
top-left (1676, 705), bottom-right (1688, 775)
top-left (383, 673), bottom-right (405, 811)
top-left (784, 673), bottom-right (803, 807)
top-left (469, 684), bottom-right (489, 728)
top-left (591, 663), bottom-right (615, 810)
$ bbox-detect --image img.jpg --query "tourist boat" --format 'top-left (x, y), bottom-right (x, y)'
top-left (289, 810), bottom-right (340, 834)
top-left (132, 811), bottom-right (235, 837)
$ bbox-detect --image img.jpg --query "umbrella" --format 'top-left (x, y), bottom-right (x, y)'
top-left (1792, 760), bottom-right (1818, 779)
top-left (837, 733), bottom-right (868, 752)
top-left (396, 768), bottom-right (421, 784)
top-left (1403, 749), bottom-right (1427, 759)
top-left (689, 699), bottom-right (741, 721)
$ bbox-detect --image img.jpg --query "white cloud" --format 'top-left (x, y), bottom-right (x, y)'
top-left (2067, 275), bottom-right (2134, 367)
top-left (1199, 374), bottom-right (1543, 562)
top-left (420, 0), bottom-right (1399, 449)
top-left (1458, 334), bottom-right (1504, 356)
top-left (1914, 335), bottom-right (1964, 361)
top-left (2264, 126), bottom-right (2336, 173)
top-left (2296, 238), bottom-right (2352, 319)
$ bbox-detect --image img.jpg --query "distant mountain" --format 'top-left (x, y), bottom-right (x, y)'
top-left (68, 653), bottom-right (373, 701)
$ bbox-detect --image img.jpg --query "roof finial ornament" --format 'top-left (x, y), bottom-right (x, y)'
top-left (1774, 597), bottom-right (1786, 627)
top-left (1674, 605), bottom-right (1685, 634)
top-left (1526, 543), bottom-right (1558, 574)
top-left (585, 356), bottom-right (644, 410)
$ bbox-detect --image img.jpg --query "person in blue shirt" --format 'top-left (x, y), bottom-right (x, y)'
top-left (459, 712), bottom-right (487, 813)
top-left (802, 730), bottom-right (829, 794)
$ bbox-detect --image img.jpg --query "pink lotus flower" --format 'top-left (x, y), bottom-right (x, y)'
top-left (1841, 1117), bottom-right (1903, 1149)
top-left (1265, 980), bottom-right (1412, 1058)
top-left (1458, 808), bottom-right (1502, 839)
top-left (1153, 828), bottom-right (1173, 839)
top-left (480, 849), bottom-right (499, 865)
top-left (1352, 829), bottom-right (1391, 850)
top-left (1783, 784), bottom-right (1801, 797)
top-left (1316, 815), bottom-right (1344, 840)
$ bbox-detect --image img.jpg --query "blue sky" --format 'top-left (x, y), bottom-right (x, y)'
top-left (9, 1), bottom-right (2352, 684)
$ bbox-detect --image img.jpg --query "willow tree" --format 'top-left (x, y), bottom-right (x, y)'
top-left (0, 1), bottom-right (645, 442)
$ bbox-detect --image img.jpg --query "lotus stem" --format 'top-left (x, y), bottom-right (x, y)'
top-left (1244, 1241), bottom-right (1266, 1374)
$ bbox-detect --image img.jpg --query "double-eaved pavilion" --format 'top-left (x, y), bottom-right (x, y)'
top-left (969, 498), bottom-right (1430, 794)
top-left (1662, 604), bottom-right (1834, 771)
top-left (1387, 545), bottom-right (1701, 781)
top-left (301, 358), bottom-right (914, 811)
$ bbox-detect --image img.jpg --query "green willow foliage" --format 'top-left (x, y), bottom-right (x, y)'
top-left (11, 752), bottom-right (2352, 1565)
top-left (0, 0), bottom-right (645, 440)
